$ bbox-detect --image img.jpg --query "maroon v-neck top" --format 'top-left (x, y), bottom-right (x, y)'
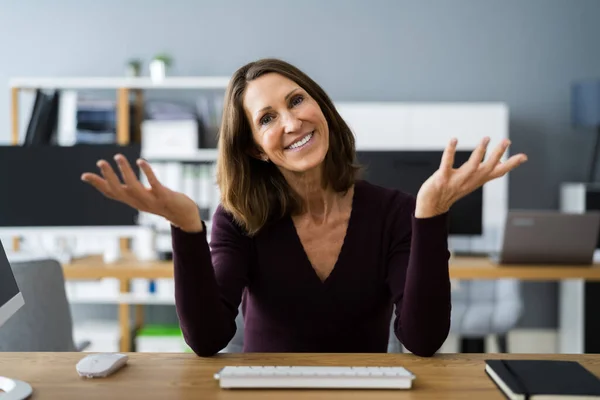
top-left (172, 179), bottom-right (452, 357)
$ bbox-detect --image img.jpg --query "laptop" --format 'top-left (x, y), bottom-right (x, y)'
top-left (491, 211), bottom-right (600, 265)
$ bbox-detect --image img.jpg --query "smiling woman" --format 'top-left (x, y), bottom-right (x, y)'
top-left (217, 59), bottom-right (359, 236)
top-left (81, 58), bottom-right (527, 358)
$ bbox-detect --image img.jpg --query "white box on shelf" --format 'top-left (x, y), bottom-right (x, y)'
top-left (141, 119), bottom-right (199, 158)
top-left (136, 336), bottom-right (188, 352)
top-left (100, 278), bottom-right (120, 296)
top-left (132, 228), bottom-right (157, 261)
top-left (71, 280), bottom-right (106, 297)
top-left (155, 279), bottom-right (174, 298)
top-left (131, 278), bottom-right (150, 295)
top-left (73, 320), bottom-right (120, 353)
top-left (155, 232), bottom-right (173, 253)
top-left (64, 281), bottom-right (77, 299)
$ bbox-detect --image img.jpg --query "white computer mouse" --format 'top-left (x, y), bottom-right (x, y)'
top-left (76, 353), bottom-right (129, 378)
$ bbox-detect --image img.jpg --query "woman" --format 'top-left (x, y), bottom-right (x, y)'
top-left (81, 58), bottom-right (527, 357)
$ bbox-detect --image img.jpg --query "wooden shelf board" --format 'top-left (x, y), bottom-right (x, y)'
top-left (10, 76), bottom-right (230, 90)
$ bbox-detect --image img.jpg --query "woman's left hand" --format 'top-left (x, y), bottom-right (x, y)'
top-left (415, 137), bottom-right (527, 219)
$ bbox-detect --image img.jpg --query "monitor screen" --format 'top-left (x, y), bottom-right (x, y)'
top-left (584, 189), bottom-right (600, 249)
top-left (0, 144), bottom-right (141, 227)
top-left (355, 150), bottom-right (483, 235)
top-left (0, 239), bottom-right (23, 328)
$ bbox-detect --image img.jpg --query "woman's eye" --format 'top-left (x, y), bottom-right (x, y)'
top-left (260, 115), bottom-right (273, 126)
top-left (291, 95), bottom-right (304, 107)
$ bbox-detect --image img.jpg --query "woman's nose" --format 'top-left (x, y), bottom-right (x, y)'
top-left (282, 112), bottom-right (302, 134)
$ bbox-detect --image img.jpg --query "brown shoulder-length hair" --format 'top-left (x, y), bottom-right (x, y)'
top-left (216, 58), bottom-right (360, 236)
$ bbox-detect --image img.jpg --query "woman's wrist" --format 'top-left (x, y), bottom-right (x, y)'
top-left (414, 203), bottom-right (449, 219)
top-left (178, 220), bottom-right (204, 233)
top-left (170, 207), bottom-right (204, 233)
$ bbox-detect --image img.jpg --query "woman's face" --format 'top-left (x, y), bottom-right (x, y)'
top-left (243, 73), bottom-right (329, 174)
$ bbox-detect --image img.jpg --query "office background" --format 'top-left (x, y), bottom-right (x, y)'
top-left (1, 0), bottom-right (600, 332)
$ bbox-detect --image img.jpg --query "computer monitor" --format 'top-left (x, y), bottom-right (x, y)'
top-left (355, 150), bottom-right (483, 235)
top-left (0, 238), bottom-right (32, 399)
top-left (0, 144), bottom-right (141, 228)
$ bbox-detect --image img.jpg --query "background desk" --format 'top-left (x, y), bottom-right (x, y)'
top-left (2, 352), bottom-right (599, 399)
top-left (62, 254), bottom-right (600, 281)
top-left (62, 255), bottom-right (600, 353)
top-left (450, 256), bottom-right (600, 354)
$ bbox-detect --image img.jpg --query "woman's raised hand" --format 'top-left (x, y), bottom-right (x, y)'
top-left (415, 137), bottom-right (527, 219)
top-left (81, 154), bottom-right (203, 232)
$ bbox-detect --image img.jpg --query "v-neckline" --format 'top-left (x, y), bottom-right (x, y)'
top-left (287, 181), bottom-right (360, 286)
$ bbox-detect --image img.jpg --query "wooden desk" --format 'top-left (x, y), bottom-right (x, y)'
top-left (450, 256), bottom-right (600, 280)
top-left (2, 352), bottom-right (599, 399)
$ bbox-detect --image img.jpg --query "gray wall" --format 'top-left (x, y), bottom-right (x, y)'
top-left (2, 0), bottom-right (600, 328)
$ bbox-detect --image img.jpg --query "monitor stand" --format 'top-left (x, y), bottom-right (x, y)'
top-left (0, 376), bottom-right (32, 399)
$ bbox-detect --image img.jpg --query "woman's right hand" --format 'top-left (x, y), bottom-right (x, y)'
top-left (81, 154), bottom-right (203, 233)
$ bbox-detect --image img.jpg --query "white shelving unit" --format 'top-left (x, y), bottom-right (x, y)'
top-left (9, 76), bottom-right (230, 90)
top-left (9, 75), bottom-right (228, 352)
top-left (10, 75), bottom-right (230, 145)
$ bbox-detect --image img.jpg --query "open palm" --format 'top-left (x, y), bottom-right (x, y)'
top-left (416, 137), bottom-right (527, 217)
top-left (81, 154), bottom-right (202, 231)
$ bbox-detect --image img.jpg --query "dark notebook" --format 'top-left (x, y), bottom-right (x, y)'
top-left (485, 360), bottom-right (600, 400)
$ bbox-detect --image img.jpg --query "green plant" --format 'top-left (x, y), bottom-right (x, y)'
top-left (126, 58), bottom-right (142, 76)
top-left (152, 53), bottom-right (173, 67)
top-left (128, 58), bottom-right (142, 69)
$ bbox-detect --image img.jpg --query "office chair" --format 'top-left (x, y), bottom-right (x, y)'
top-left (450, 279), bottom-right (523, 353)
top-left (222, 309), bottom-right (244, 353)
top-left (0, 257), bottom-right (89, 351)
top-left (223, 306), bottom-right (406, 354)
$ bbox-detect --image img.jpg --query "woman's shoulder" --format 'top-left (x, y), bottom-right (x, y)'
top-left (355, 179), bottom-right (416, 213)
top-left (211, 204), bottom-right (249, 236)
top-left (352, 180), bottom-right (416, 238)
top-left (211, 204), bottom-right (282, 238)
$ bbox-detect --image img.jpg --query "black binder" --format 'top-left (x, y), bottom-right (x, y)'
top-left (485, 359), bottom-right (600, 399)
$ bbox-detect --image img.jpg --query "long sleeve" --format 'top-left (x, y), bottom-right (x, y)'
top-left (386, 195), bottom-right (452, 357)
top-left (172, 205), bottom-right (251, 357)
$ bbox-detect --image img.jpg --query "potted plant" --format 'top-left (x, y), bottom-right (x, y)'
top-left (149, 53), bottom-right (173, 82)
top-left (126, 58), bottom-right (142, 77)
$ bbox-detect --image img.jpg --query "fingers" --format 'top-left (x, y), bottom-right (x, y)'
top-left (97, 159), bottom-right (123, 197)
top-left (465, 137), bottom-right (490, 173)
top-left (114, 154), bottom-right (142, 188)
top-left (137, 159), bottom-right (164, 190)
top-left (82, 156), bottom-right (168, 213)
top-left (487, 153), bottom-right (528, 180)
top-left (81, 173), bottom-right (115, 199)
top-left (481, 138), bottom-right (511, 174)
top-left (439, 138), bottom-right (457, 178)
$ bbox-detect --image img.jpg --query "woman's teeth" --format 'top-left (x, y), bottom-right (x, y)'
top-left (287, 132), bottom-right (313, 150)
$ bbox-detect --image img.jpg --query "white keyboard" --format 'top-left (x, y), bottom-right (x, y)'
top-left (214, 366), bottom-right (415, 389)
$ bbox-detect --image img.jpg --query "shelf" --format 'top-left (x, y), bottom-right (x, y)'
top-left (9, 76), bottom-right (230, 90)
top-left (142, 148), bottom-right (219, 162)
top-left (68, 292), bottom-right (175, 305)
top-left (63, 254), bottom-right (173, 280)
top-left (0, 226), bottom-right (145, 237)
